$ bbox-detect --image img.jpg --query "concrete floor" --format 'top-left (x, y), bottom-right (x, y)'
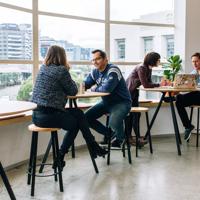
top-left (1, 135), bottom-right (200, 200)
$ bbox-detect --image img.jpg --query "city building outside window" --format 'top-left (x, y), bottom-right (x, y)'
top-left (0, 0), bottom-right (174, 101)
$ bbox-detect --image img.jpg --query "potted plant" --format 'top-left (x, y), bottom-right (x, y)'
top-left (163, 55), bottom-right (182, 83)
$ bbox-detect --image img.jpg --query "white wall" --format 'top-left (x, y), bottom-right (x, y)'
top-left (175, 0), bottom-right (200, 72)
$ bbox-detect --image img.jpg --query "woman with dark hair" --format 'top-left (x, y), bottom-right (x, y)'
top-left (125, 52), bottom-right (161, 146)
top-left (31, 45), bottom-right (107, 169)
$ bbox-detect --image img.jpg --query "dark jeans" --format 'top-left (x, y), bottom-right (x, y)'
top-left (176, 91), bottom-right (200, 128)
top-left (32, 107), bottom-right (96, 154)
top-left (85, 100), bottom-right (131, 142)
top-left (125, 90), bottom-right (141, 138)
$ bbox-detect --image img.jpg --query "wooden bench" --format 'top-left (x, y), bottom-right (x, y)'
top-left (0, 111), bottom-right (32, 126)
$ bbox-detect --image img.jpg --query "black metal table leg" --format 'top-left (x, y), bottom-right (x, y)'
top-left (169, 93), bottom-right (181, 156)
top-left (145, 112), bottom-right (153, 154)
top-left (72, 99), bottom-right (78, 108)
top-left (70, 99), bottom-right (77, 158)
top-left (144, 93), bottom-right (165, 139)
top-left (0, 162), bottom-right (16, 200)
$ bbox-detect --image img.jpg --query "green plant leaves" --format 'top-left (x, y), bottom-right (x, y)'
top-left (163, 55), bottom-right (182, 81)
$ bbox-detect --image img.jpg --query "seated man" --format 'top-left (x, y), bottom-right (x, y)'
top-left (176, 52), bottom-right (200, 141)
top-left (84, 49), bottom-right (132, 148)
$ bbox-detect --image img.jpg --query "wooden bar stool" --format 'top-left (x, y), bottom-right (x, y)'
top-left (189, 105), bottom-right (200, 147)
top-left (105, 115), bottom-right (132, 165)
top-left (130, 107), bottom-right (153, 157)
top-left (27, 124), bottom-right (63, 196)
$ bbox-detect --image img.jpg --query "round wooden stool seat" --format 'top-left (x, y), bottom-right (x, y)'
top-left (130, 107), bottom-right (149, 113)
top-left (28, 124), bottom-right (60, 132)
top-left (190, 105), bottom-right (200, 108)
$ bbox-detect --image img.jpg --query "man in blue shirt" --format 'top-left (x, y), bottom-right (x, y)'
top-left (84, 49), bottom-right (131, 148)
top-left (176, 52), bottom-right (200, 141)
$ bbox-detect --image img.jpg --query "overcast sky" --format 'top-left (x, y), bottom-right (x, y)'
top-left (0, 0), bottom-right (174, 47)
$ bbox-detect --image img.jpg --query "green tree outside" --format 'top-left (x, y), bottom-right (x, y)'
top-left (17, 76), bottom-right (33, 101)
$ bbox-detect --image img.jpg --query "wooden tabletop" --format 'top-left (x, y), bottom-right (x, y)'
top-left (68, 91), bottom-right (110, 99)
top-left (0, 101), bottom-right (36, 117)
top-left (139, 86), bottom-right (200, 93)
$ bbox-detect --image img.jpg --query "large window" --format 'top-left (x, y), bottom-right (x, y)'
top-left (110, 24), bottom-right (174, 62)
top-left (165, 35), bottom-right (174, 58)
top-left (110, 0), bottom-right (174, 23)
top-left (38, 0), bottom-right (104, 20)
top-left (143, 37), bottom-right (153, 55)
top-left (0, 7), bottom-right (32, 60)
top-left (39, 15), bottom-right (104, 61)
top-left (0, 0), bottom-right (175, 101)
top-left (115, 38), bottom-right (125, 60)
top-left (0, 64), bottom-right (32, 100)
top-left (0, 0), bottom-right (32, 9)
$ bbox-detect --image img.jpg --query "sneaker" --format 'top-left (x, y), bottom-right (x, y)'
top-left (111, 139), bottom-right (125, 149)
top-left (184, 125), bottom-right (195, 141)
top-left (99, 133), bottom-right (117, 147)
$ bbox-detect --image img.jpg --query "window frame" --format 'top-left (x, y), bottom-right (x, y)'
top-left (0, 0), bottom-right (174, 82)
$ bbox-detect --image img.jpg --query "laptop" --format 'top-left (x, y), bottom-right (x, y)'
top-left (173, 74), bottom-right (197, 89)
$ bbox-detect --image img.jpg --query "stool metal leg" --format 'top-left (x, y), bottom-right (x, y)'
top-left (39, 138), bottom-right (52, 173)
top-left (53, 133), bottom-right (64, 192)
top-left (135, 113), bottom-right (139, 157)
top-left (51, 132), bottom-right (58, 182)
top-left (145, 112), bottom-right (153, 154)
top-left (125, 124), bottom-right (132, 164)
top-left (27, 132), bottom-right (35, 185)
top-left (196, 108), bottom-right (200, 147)
top-left (122, 142), bottom-right (126, 157)
top-left (107, 128), bottom-right (112, 165)
top-left (31, 132), bottom-right (38, 196)
top-left (71, 142), bottom-right (75, 158)
top-left (188, 107), bottom-right (194, 144)
top-left (0, 162), bottom-right (16, 200)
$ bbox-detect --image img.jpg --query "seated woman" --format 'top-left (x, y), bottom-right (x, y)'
top-left (31, 45), bottom-right (107, 168)
top-left (125, 52), bottom-right (161, 146)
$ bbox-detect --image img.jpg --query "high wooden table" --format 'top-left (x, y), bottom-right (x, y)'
top-left (68, 91), bottom-right (110, 107)
top-left (0, 100), bottom-right (36, 200)
top-left (140, 87), bottom-right (200, 156)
